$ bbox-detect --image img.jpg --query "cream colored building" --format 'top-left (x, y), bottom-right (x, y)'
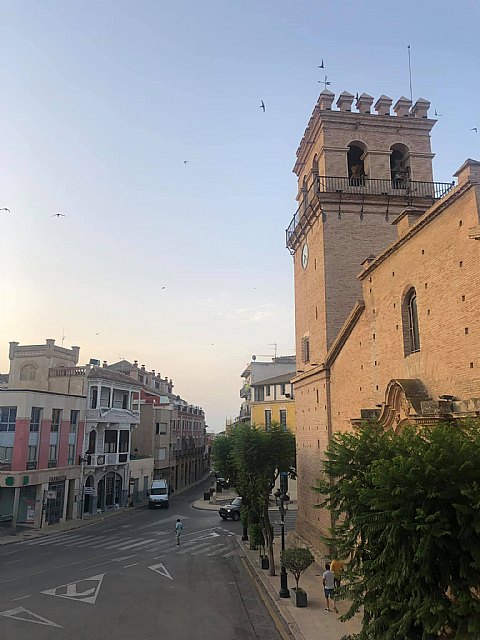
top-left (250, 372), bottom-right (296, 432)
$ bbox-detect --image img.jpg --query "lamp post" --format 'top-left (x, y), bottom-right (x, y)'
top-left (277, 491), bottom-right (290, 598)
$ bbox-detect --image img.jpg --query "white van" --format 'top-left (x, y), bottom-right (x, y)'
top-left (148, 479), bottom-right (169, 509)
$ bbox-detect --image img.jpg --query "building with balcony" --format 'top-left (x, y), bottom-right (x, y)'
top-left (236, 356), bottom-right (296, 425)
top-left (0, 340), bottom-right (86, 529)
top-left (250, 372), bottom-right (296, 432)
top-left (110, 359), bottom-right (208, 493)
top-left (82, 366), bottom-right (142, 515)
top-left (288, 89), bottom-right (480, 552)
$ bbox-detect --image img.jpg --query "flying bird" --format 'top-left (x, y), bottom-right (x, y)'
top-left (471, 127), bottom-right (478, 133)
top-left (184, 160), bottom-right (189, 164)
top-left (161, 286), bottom-right (166, 289)
top-left (95, 332), bottom-right (100, 336)
top-left (51, 213), bottom-right (66, 218)
top-left (0, 207), bottom-right (10, 213)
top-left (318, 59), bottom-right (324, 69)
top-left (260, 100), bottom-right (265, 112)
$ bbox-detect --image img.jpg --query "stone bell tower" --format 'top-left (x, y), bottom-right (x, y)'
top-left (288, 90), bottom-right (454, 550)
top-left (287, 90), bottom-right (450, 370)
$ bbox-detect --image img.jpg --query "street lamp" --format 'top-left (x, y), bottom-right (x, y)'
top-left (276, 490), bottom-right (290, 598)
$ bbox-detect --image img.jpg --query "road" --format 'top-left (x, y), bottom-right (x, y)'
top-left (0, 481), bottom-right (282, 640)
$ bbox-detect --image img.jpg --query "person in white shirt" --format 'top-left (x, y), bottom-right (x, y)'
top-left (322, 563), bottom-right (338, 613)
top-left (175, 519), bottom-right (183, 545)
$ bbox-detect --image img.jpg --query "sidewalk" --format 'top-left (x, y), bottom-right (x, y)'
top-left (191, 488), bottom-right (238, 511)
top-left (240, 535), bottom-right (361, 640)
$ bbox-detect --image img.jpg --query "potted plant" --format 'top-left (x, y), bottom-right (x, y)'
top-left (280, 547), bottom-right (315, 607)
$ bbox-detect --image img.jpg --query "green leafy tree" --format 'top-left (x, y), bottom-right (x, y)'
top-left (315, 420), bottom-right (480, 640)
top-left (281, 547), bottom-right (314, 591)
top-left (213, 423), bottom-right (296, 576)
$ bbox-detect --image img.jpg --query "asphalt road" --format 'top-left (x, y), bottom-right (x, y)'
top-left (0, 481), bottom-right (282, 640)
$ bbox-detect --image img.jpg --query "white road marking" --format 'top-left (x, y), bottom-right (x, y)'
top-left (221, 550), bottom-right (239, 558)
top-left (149, 563), bottom-right (173, 580)
top-left (78, 555), bottom-right (137, 571)
top-left (89, 536), bottom-right (130, 548)
top-left (10, 595), bottom-right (31, 602)
top-left (59, 536), bottom-right (99, 548)
top-left (6, 559), bottom-right (23, 565)
top-left (177, 542), bottom-right (211, 555)
top-left (124, 563), bottom-right (139, 568)
top-left (204, 545), bottom-right (229, 556)
top-left (115, 539), bottom-right (156, 550)
top-left (27, 533), bottom-right (85, 546)
top-left (137, 515), bottom-right (190, 531)
top-left (0, 606), bottom-right (62, 627)
top-left (42, 574), bottom-right (105, 605)
top-left (102, 537), bottom-right (137, 549)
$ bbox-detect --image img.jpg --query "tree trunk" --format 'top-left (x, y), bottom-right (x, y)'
top-left (261, 503), bottom-right (276, 576)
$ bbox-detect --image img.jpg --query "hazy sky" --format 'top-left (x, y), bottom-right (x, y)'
top-left (1, 1), bottom-right (478, 430)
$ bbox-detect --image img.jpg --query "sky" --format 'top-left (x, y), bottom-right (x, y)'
top-left (1, 1), bottom-right (479, 430)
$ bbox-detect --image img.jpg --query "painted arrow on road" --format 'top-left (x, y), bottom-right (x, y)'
top-left (0, 607), bottom-right (62, 628)
top-left (149, 563), bottom-right (173, 580)
top-left (42, 574), bottom-right (105, 605)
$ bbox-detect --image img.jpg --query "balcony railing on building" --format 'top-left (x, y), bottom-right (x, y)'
top-left (286, 175), bottom-right (455, 248)
top-left (49, 366), bottom-right (87, 377)
top-left (85, 452), bottom-right (129, 466)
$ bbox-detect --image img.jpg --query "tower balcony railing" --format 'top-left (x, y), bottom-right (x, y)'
top-left (286, 176), bottom-right (455, 247)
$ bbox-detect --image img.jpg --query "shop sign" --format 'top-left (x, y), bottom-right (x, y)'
top-left (46, 490), bottom-right (57, 500)
top-left (49, 475), bottom-right (66, 483)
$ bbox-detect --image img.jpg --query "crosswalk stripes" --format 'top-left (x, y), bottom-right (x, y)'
top-left (19, 526), bottom-right (242, 559)
top-left (25, 533), bottom-right (85, 546)
top-left (114, 539), bottom-right (156, 551)
top-left (204, 545), bottom-right (228, 556)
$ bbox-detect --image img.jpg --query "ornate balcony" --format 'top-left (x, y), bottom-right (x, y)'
top-left (286, 176), bottom-right (455, 250)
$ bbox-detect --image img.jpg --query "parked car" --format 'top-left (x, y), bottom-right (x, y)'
top-left (217, 477), bottom-right (230, 488)
top-left (219, 496), bottom-right (242, 520)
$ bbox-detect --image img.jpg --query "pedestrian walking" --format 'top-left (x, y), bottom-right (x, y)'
top-left (330, 557), bottom-right (344, 590)
top-left (323, 563), bottom-right (338, 613)
top-left (175, 518), bottom-right (183, 545)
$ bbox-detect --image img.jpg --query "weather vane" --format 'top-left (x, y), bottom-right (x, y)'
top-left (318, 75), bottom-right (331, 91)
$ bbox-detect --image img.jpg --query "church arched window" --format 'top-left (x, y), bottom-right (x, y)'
top-left (390, 143), bottom-right (410, 189)
top-left (402, 288), bottom-right (420, 355)
top-left (347, 142), bottom-right (367, 185)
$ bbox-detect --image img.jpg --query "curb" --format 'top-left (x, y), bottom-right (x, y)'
top-left (0, 504), bottom-right (145, 546)
top-left (238, 538), bottom-right (307, 640)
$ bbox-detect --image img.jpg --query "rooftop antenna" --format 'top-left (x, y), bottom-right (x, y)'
top-left (407, 45), bottom-right (413, 103)
top-left (268, 343), bottom-right (278, 360)
top-left (61, 327), bottom-right (66, 347)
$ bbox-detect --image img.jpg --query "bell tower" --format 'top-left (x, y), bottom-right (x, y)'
top-left (287, 90), bottom-right (450, 369)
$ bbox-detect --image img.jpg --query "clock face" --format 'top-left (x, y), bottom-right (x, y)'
top-left (301, 243), bottom-right (309, 269)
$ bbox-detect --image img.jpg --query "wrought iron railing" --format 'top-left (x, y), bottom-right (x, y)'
top-left (286, 176), bottom-right (455, 246)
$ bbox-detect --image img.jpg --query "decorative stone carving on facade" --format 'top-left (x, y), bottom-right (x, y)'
top-left (376, 378), bottom-right (431, 431)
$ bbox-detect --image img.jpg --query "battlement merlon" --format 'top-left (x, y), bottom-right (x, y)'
top-left (293, 91), bottom-right (436, 177)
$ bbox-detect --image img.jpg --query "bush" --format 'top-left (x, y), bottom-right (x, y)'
top-left (280, 547), bottom-right (314, 590)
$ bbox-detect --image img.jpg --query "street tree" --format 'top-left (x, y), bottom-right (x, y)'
top-left (212, 423), bottom-right (296, 576)
top-left (315, 420), bottom-right (480, 640)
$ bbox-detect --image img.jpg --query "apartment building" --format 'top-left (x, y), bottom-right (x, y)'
top-left (0, 340), bottom-right (86, 528)
top-left (110, 360), bottom-right (208, 492)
